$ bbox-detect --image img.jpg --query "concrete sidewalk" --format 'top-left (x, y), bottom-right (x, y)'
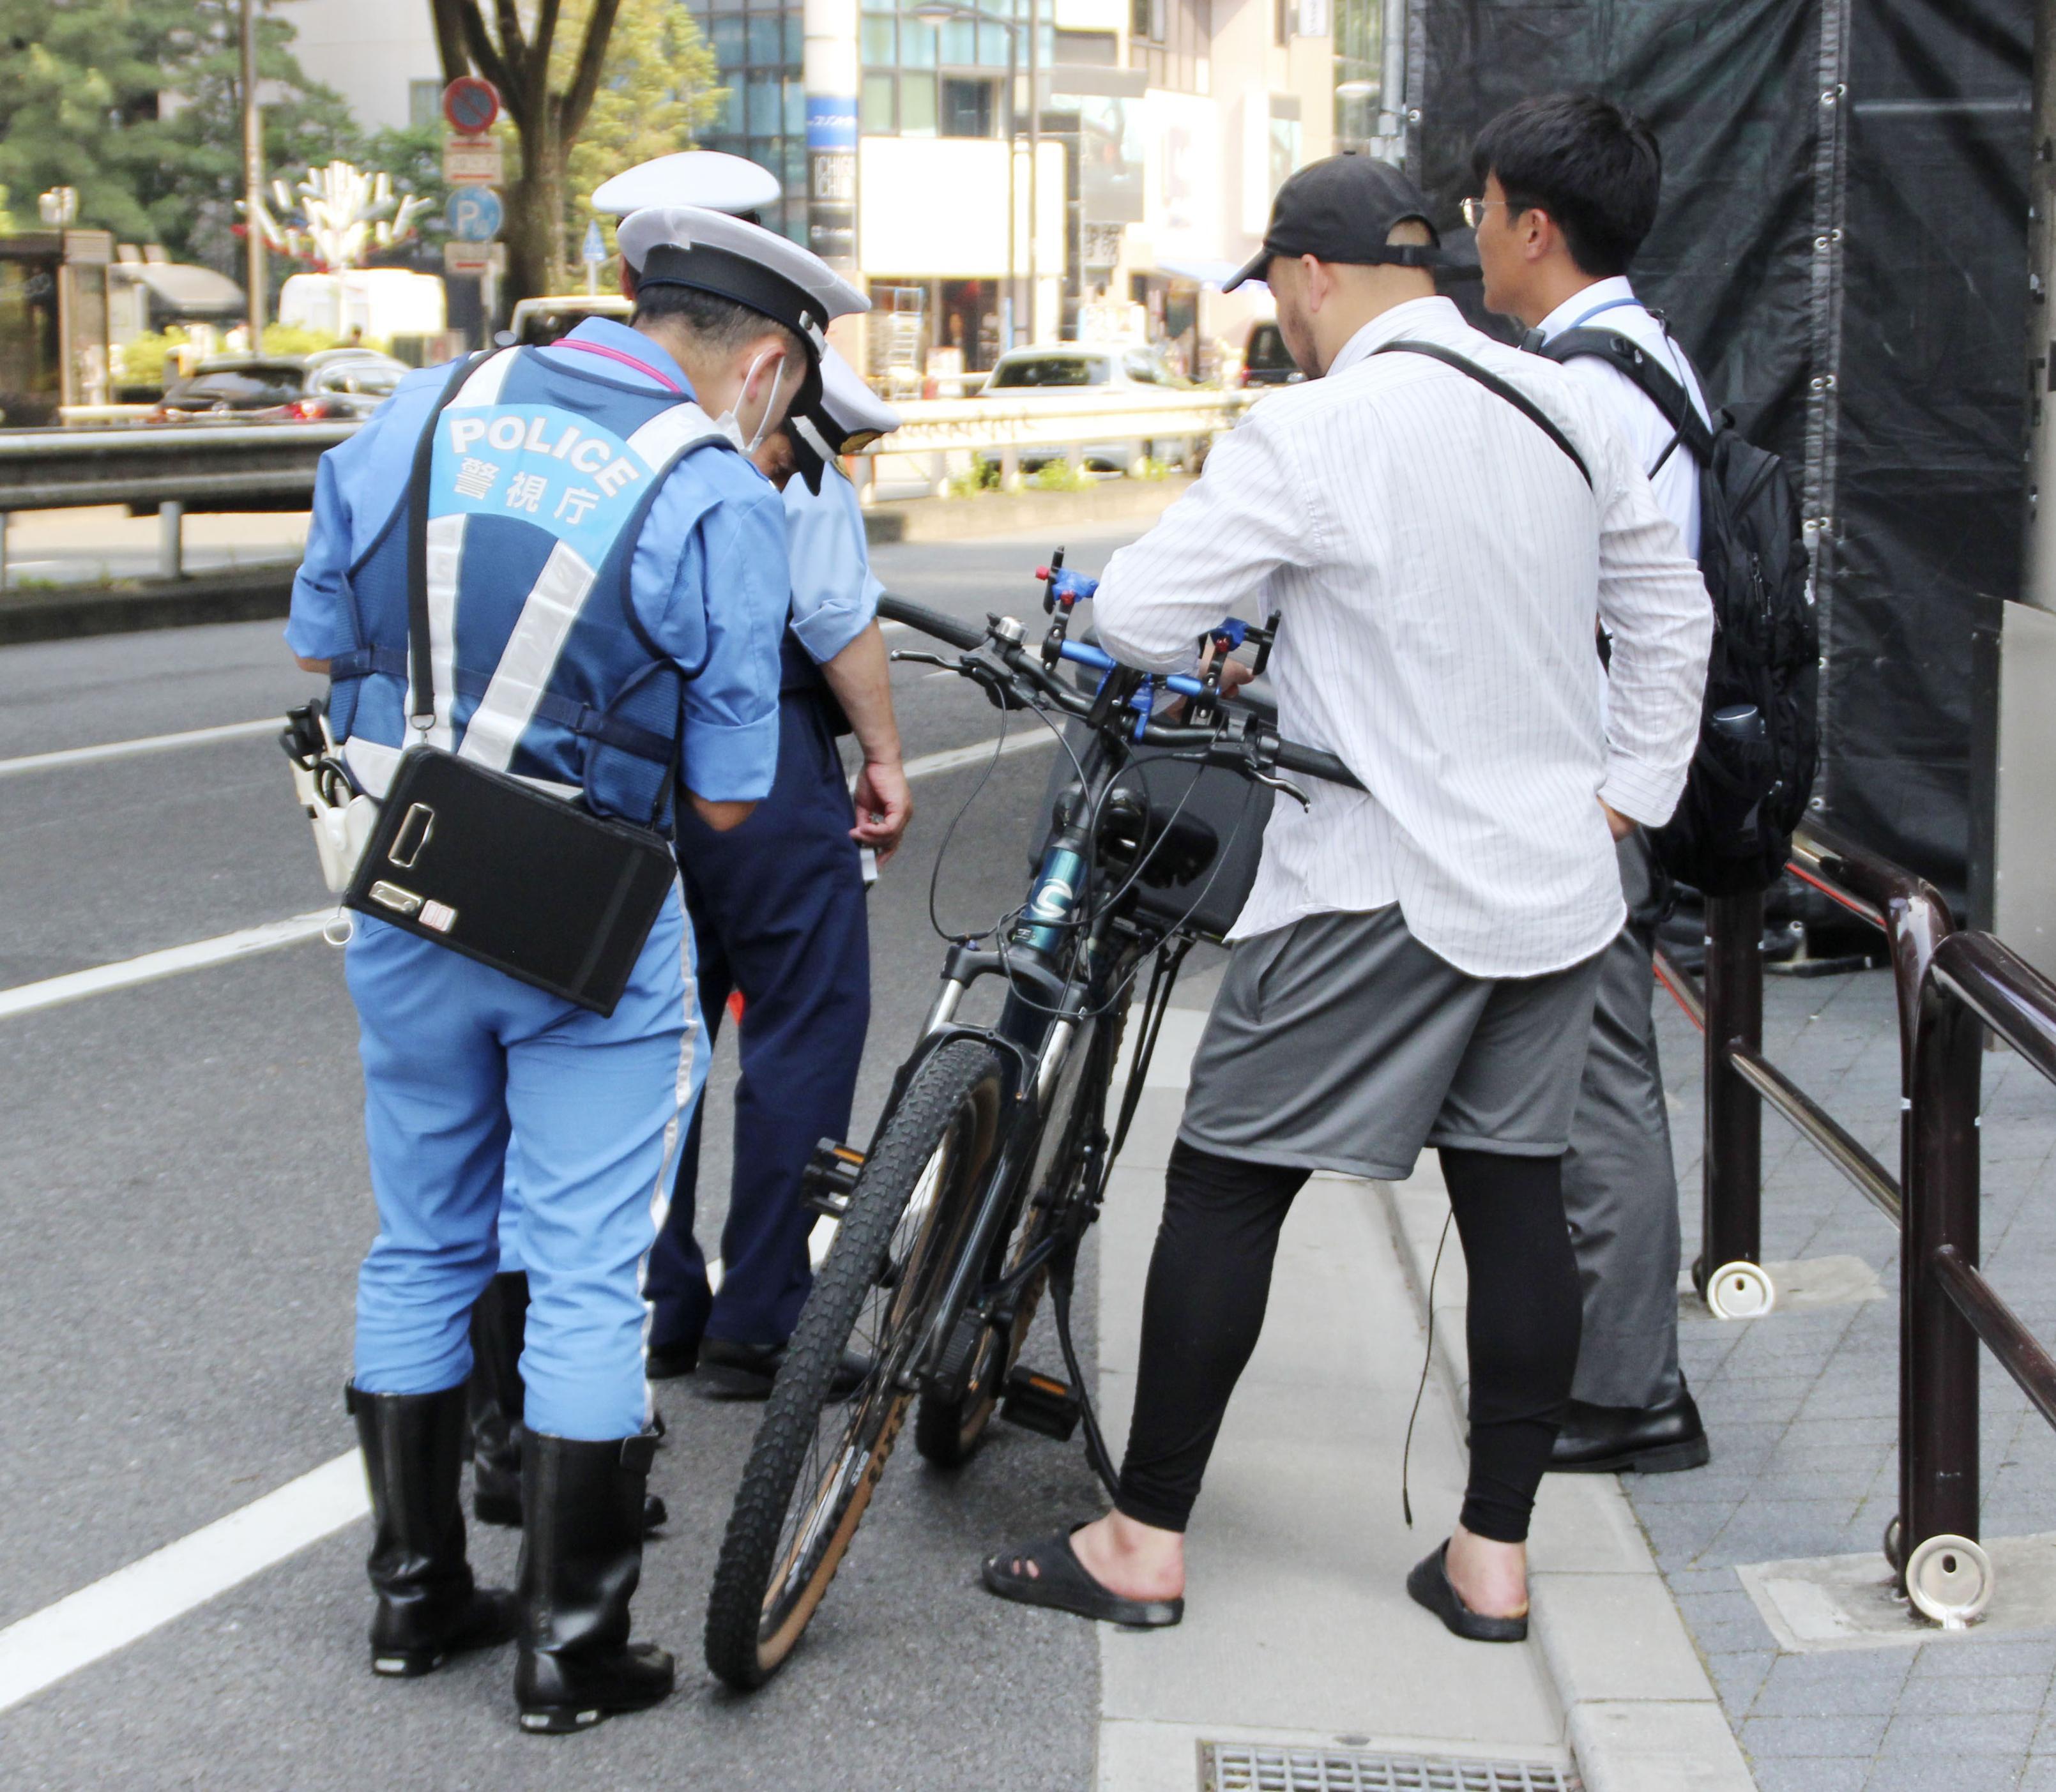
top-left (1090, 971), bottom-right (1756, 1792)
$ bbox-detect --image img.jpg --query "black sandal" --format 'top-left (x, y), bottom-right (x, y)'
top-left (1406, 1540), bottom-right (1528, 1643)
top-left (982, 1524), bottom-right (1184, 1629)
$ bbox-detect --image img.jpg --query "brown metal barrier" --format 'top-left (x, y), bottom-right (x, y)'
top-left (1653, 823), bottom-right (2056, 1621)
top-left (1652, 820), bottom-right (1953, 1317)
top-left (1900, 932), bottom-right (2056, 1620)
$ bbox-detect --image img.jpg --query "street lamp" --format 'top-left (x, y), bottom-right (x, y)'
top-left (910, 0), bottom-right (1038, 349)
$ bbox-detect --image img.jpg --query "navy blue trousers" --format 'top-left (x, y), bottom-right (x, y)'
top-left (646, 689), bottom-right (871, 1351)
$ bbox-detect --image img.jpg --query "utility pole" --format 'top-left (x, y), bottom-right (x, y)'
top-left (240, 0), bottom-right (266, 347)
top-left (1025, 0), bottom-right (1039, 342)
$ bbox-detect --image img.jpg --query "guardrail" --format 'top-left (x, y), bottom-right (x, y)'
top-left (1662, 820), bottom-right (2056, 1628)
top-left (0, 387), bottom-right (1256, 586)
top-left (0, 421), bottom-right (355, 584)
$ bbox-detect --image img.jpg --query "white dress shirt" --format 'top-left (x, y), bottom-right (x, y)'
top-left (1092, 295), bottom-right (1712, 979)
top-left (1535, 275), bottom-right (1711, 556)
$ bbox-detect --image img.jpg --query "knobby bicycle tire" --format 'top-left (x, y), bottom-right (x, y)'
top-left (704, 1036), bottom-right (1006, 1689)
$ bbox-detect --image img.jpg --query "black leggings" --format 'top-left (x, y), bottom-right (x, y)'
top-left (1115, 1137), bottom-right (1582, 1544)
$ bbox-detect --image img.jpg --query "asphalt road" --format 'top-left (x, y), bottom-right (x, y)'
top-left (0, 519), bottom-right (1143, 1790)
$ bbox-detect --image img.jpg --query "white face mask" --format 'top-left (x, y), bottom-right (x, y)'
top-left (722, 346), bottom-right (790, 455)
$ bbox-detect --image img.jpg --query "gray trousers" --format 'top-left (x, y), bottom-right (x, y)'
top-left (1561, 830), bottom-right (1684, 1411)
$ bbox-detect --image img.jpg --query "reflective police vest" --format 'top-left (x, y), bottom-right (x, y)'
top-left (327, 345), bottom-right (738, 825)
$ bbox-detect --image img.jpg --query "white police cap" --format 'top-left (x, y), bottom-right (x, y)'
top-left (616, 205), bottom-right (868, 360)
top-left (788, 346), bottom-right (901, 493)
top-left (591, 152), bottom-right (782, 219)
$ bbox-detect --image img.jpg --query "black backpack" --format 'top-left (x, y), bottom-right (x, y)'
top-left (1535, 326), bottom-right (1819, 897)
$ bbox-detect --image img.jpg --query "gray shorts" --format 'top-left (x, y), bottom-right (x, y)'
top-left (1178, 906), bottom-right (1605, 1181)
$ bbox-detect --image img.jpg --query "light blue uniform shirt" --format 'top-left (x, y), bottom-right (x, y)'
top-left (782, 464), bottom-right (881, 667)
top-left (287, 317), bottom-right (790, 803)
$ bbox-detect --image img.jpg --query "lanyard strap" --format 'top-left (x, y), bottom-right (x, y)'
top-left (1566, 294), bottom-right (1644, 332)
top-left (551, 336), bottom-right (686, 393)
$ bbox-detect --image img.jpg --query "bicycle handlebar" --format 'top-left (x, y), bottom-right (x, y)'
top-left (875, 589), bottom-right (1365, 795)
top-left (877, 593), bottom-right (985, 652)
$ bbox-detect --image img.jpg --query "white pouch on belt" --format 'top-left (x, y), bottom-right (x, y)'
top-left (282, 701), bottom-right (379, 894)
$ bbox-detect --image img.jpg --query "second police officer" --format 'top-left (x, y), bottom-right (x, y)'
top-left (605, 155), bottom-right (913, 1399)
top-left (287, 203), bottom-right (865, 1733)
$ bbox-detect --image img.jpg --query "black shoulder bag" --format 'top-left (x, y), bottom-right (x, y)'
top-left (342, 358), bottom-right (684, 1017)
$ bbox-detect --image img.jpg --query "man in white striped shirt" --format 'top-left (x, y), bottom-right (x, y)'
top-left (981, 155), bottom-right (1710, 1642)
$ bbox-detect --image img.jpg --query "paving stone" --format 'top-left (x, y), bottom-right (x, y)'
top-left (1891, 1673), bottom-right (2050, 1716)
top-left (1905, 1638), bottom-right (2056, 1680)
top-left (1749, 1760), bottom-right (1868, 1792)
top-left (1740, 1711), bottom-right (1892, 1757)
top-left (1862, 1752), bottom-right (2027, 1791)
top-left (1877, 1710), bottom-right (2041, 1756)
top-left (1749, 1648), bottom-right (1914, 1717)
top-left (1704, 1647), bottom-right (1774, 1714)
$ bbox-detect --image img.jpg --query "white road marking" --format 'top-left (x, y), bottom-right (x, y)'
top-left (0, 730), bottom-right (1054, 1026)
top-left (0, 910), bottom-right (333, 1022)
top-left (902, 730), bottom-right (1054, 780)
top-left (0, 718), bottom-right (279, 778)
top-left (0, 1452), bottom-right (369, 1716)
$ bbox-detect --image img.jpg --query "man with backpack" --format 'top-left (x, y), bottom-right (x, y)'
top-left (1470, 94), bottom-right (1816, 1475)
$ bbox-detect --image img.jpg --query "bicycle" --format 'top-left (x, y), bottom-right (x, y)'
top-left (702, 561), bottom-right (1362, 1689)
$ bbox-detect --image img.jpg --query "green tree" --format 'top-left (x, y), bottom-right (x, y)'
top-left (562, 0), bottom-right (723, 273)
top-left (427, 0), bottom-right (722, 304)
top-left (0, 0), bottom-right (356, 271)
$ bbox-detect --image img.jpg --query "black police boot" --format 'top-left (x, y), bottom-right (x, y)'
top-left (1549, 1383), bottom-right (1710, 1475)
top-left (347, 1381), bottom-right (519, 1677)
top-left (468, 1275), bottom-right (669, 1537)
top-left (468, 1271), bottom-right (530, 1528)
top-left (514, 1431), bottom-right (674, 1734)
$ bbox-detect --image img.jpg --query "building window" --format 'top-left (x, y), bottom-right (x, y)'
top-left (862, 71), bottom-right (897, 132)
top-left (900, 70), bottom-right (939, 134)
top-left (687, 0), bottom-right (809, 243)
top-left (941, 77), bottom-right (996, 138)
top-left (407, 80), bottom-right (441, 129)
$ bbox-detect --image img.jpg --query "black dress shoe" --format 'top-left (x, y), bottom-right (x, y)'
top-left (644, 1339), bottom-right (699, 1383)
top-left (1550, 1386), bottom-right (1710, 1475)
top-left (697, 1337), bottom-right (871, 1402)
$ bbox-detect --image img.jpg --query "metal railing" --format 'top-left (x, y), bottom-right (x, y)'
top-left (0, 388), bottom-right (1257, 586)
top-left (1665, 819), bottom-right (2056, 1627)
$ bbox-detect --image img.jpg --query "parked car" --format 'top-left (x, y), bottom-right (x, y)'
top-left (1237, 321), bottom-right (1303, 388)
top-left (506, 295), bottom-right (634, 347)
top-left (975, 344), bottom-right (1208, 475)
top-left (149, 351), bottom-right (408, 423)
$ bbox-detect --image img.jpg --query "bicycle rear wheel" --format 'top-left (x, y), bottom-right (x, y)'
top-left (704, 1036), bottom-right (1006, 1689)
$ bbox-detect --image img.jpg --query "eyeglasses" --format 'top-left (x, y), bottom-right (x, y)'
top-left (1459, 195), bottom-right (1506, 229)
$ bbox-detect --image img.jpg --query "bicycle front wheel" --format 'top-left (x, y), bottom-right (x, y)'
top-left (704, 1036), bottom-right (1006, 1689)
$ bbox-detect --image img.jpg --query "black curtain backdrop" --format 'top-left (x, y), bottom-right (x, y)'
top-left (1414, 0), bottom-right (2031, 911)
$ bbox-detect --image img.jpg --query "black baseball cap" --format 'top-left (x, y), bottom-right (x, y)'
top-left (1224, 155), bottom-right (1471, 291)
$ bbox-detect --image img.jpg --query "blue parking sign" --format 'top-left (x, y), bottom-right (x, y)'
top-left (445, 188), bottom-right (504, 243)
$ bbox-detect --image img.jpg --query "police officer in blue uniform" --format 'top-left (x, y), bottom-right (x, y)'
top-left (624, 307), bottom-right (913, 1395)
top-left (462, 149), bottom-right (788, 1530)
top-left (287, 204), bottom-right (865, 1732)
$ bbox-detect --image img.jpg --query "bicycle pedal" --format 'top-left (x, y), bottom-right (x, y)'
top-left (802, 1139), bottom-right (865, 1220)
top-left (1000, 1366), bottom-right (1081, 1441)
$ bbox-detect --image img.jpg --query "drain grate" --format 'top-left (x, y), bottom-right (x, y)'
top-left (1199, 1742), bottom-right (1580, 1792)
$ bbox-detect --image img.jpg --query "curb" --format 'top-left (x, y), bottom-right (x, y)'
top-left (0, 563), bottom-right (296, 646)
top-left (1370, 1173), bottom-right (1758, 1792)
